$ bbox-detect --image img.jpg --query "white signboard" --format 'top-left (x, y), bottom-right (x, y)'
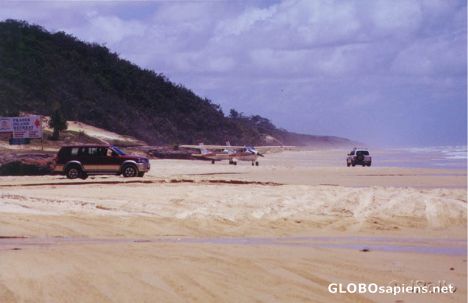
top-left (0, 117), bottom-right (13, 132)
top-left (11, 115), bottom-right (43, 139)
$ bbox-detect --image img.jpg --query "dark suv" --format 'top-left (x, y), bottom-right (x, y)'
top-left (54, 145), bottom-right (150, 179)
top-left (346, 148), bottom-right (372, 167)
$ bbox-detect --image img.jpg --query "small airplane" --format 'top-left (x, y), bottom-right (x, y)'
top-left (182, 142), bottom-right (265, 166)
top-left (228, 144), bottom-right (265, 166)
top-left (190, 143), bottom-right (232, 163)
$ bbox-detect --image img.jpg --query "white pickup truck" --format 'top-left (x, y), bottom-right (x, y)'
top-left (346, 148), bottom-right (372, 167)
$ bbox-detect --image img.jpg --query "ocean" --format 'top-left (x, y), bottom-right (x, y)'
top-left (378, 146), bottom-right (467, 169)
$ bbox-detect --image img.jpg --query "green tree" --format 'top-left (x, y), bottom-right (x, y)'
top-left (49, 109), bottom-right (67, 140)
top-left (229, 109), bottom-right (240, 119)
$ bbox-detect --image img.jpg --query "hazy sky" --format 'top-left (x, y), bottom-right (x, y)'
top-left (1, 0), bottom-right (466, 146)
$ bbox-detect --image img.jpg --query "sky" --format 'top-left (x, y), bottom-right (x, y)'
top-left (1, 0), bottom-right (466, 147)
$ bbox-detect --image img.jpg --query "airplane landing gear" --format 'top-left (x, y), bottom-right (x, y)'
top-left (255, 161), bottom-right (259, 166)
top-left (211, 160), bottom-right (215, 164)
top-left (229, 160), bottom-right (237, 165)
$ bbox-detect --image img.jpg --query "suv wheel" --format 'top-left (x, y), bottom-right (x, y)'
top-left (66, 166), bottom-right (82, 179)
top-left (347, 162), bottom-right (351, 167)
top-left (122, 164), bottom-right (138, 177)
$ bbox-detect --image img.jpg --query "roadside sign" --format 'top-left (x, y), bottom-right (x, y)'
top-left (0, 115), bottom-right (43, 140)
top-left (11, 115), bottom-right (43, 139)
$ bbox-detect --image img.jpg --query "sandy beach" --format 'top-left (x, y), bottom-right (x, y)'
top-left (0, 149), bottom-right (466, 302)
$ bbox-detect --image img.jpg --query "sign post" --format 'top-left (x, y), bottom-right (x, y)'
top-left (41, 116), bottom-right (44, 151)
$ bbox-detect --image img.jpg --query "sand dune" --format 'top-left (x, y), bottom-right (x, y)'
top-left (0, 182), bottom-right (466, 238)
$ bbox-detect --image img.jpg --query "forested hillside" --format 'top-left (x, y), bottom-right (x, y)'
top-left (0, 20), bottom-right (353, 146)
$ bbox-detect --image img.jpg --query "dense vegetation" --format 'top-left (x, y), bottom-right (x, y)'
top-left (0, 20), bottom-right (352, 146)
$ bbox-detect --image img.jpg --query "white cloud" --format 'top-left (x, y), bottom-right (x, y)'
top-left (68, 15), bottom-right (146, 44)
top-left (391, 32), bottom-right (466, 76)
top-left (215, 4), bottom-right (277, 37)
top-left (369, 0), bottom-right (422, 35)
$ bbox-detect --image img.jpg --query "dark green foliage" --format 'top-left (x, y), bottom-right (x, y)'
top-left (229, 109), bottom-right (240, 119)
top-left (0, 20), bottom-right (352, 146)
top-left (49, 109), bottom-right (68, 140)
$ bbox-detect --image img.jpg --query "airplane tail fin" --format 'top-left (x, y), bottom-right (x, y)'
top-left (224, 141), bottom-right (234, 154)
top-left (199, 143), bottom-right (209, 155)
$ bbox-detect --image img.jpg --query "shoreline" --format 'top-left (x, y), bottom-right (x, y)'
top-left (1, 235), bottom-right (466, 256)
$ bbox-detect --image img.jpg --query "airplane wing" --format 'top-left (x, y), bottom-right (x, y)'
top-left (179, 144), bottom-right (235, 150)
top-left (179, 144), bottom-right (295, 152)
top-left (251, 146), bottom-right (296, 153)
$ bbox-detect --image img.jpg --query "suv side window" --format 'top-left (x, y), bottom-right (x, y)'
top-left (70, 148), bottom-right (79, 156)
top-left (97, 147), bottom-right (108, 156)
top-left (58, 148), bottom-right (70, 158)
top-left (88, 147), bottom-right (98, 156)
top-left (79, 147), bottom-right (88, 156)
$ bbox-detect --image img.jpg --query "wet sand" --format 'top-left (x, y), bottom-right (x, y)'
top-left (0, 149), bottom-right (466, 302)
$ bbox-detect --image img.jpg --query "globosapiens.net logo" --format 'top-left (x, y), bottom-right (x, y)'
top-left (328, 280), bottom-right (457, 296)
